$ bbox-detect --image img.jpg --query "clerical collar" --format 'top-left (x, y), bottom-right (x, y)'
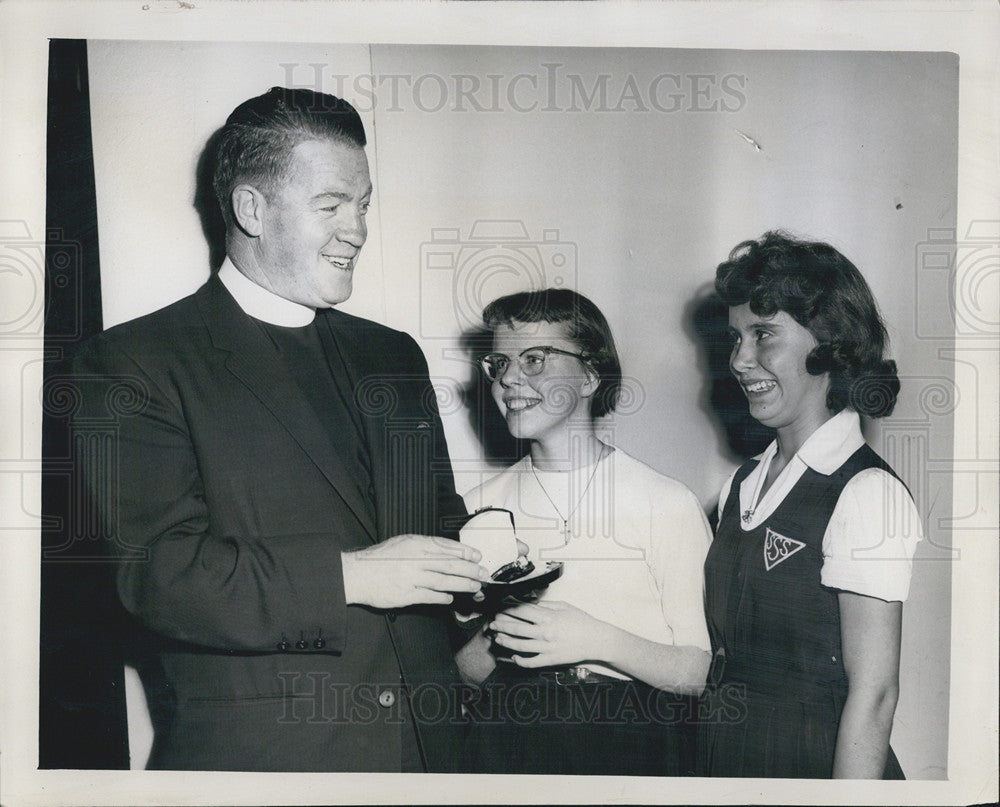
top-left (218, 257), bottom-right (316, 327)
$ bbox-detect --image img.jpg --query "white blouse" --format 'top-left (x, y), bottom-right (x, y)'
top-left (465, 448), bottom-right (712, 679)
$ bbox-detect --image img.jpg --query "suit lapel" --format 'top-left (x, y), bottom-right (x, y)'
top-left (197, 276), bottom-right (378, 542)
top-left (318, 308), bottom-right (389, 541)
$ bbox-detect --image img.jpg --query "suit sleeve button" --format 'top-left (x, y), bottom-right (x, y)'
top-left (378, 690), bottom-right (396, 708)
top-left (295, 639), bottom-right (309, 650)
top-left (277, 640), bottom-right (291, 652)
top-left (313, 638), bottom-right (326, 650)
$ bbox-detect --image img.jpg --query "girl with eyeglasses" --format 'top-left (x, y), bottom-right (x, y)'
top-left (700, 232), bottom-right (922, 778)
top-left (458, 288), bottom-right (712, 776)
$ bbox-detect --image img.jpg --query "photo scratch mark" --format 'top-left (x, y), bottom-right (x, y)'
top-left (735, 129), bottom-right (762, 152)
top-left (142, 0), bottom-right (197, 10)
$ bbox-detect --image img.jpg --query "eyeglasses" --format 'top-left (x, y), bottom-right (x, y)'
top-left (479, 345), bottom-right (589, 382)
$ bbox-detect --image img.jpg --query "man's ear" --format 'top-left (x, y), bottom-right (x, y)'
top-left (231, 184), bottom-right (265, 237)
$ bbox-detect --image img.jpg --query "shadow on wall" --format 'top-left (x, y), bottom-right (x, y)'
top-left (685, 284), bottom-right (774, 477)
top-left (194, 126), bottom-right (228, 273)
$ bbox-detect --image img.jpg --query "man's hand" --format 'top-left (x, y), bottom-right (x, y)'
top-left (342, 534), bottom-right (488, 609)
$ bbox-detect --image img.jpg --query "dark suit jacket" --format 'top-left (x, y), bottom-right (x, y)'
top-left (71, 274), bottom-right (469, 771)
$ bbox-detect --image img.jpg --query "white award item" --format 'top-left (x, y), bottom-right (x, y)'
top-left (459, 507), bottom-right (521, 576)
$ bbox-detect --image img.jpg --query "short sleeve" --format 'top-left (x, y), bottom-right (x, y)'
top-left (820, 468), bottom-right (923, 601)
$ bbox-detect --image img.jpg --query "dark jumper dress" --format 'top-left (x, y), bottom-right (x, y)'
top-left (699, 443), bottom-right (905, 779)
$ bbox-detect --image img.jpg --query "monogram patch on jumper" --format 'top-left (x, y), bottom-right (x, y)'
top-left (763, 528), bottom-right (805, 571)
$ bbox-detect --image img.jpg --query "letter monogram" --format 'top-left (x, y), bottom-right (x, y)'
top-left (763, 528), bottom-right (806, 571)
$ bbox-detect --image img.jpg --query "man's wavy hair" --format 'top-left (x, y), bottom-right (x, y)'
top-left (482, 288), bottom-right (622, 419)
top-left (714, 231), bottom-right (900, 418)
top-left (212, 87), bottom-right (366, 228)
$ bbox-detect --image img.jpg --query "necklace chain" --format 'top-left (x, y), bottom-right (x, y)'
top-left (529, 446), bottom-right (607, 540)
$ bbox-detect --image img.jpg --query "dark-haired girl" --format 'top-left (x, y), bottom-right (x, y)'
top-left (459, 288), bottom-right (712, 776)
top-left (701, 232), bottom-right (922, 779)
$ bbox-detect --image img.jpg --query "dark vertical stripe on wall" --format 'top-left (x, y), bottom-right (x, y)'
top-left (40, 39), bottom-right (130, 769)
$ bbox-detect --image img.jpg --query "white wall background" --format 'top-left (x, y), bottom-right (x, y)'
top-left (88, 41), bottom-right (957, 778)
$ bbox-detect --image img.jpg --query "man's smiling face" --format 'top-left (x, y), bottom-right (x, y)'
top-left (254, 137), bottom-right (371, 308)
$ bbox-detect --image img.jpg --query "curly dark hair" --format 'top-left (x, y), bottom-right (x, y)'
top-left (482, 288), bottom-right (622, 418)
top-left (212, 87), bottom-right (366, 228)
top-left (714, 231), bottom-right (900, 418)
